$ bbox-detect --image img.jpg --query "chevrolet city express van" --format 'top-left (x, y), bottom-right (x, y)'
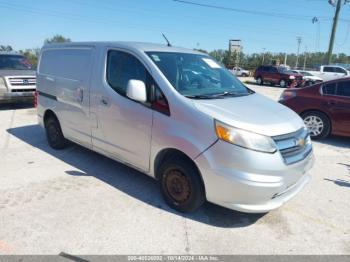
top-left (37, 42), bottom-right (314, 213)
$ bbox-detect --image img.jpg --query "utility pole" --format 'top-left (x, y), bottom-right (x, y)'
top-left (284, 53), bottom-right (287, 66)
top-left (295, 36), bottom-right (302, 69)
top-left (303, 46), bottom-right (308, 70)
top-left (326, 0), bottom-right (343, 64)
top-left (262, 48), bottom-right (266, 65)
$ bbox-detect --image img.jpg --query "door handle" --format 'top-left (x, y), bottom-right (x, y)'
top-left (328, 100), bottom-right (336, 106)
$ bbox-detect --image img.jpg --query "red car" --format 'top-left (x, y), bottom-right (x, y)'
top-left (254, 65), bottom-right (304, 88)
top-left (279, 77), bottom-right (350, 139)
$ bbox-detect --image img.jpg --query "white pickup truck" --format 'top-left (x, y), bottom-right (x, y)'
top-left (305, 65), bottom-right (350, 82)
top-left (230, 67), bottom-right (250, 77)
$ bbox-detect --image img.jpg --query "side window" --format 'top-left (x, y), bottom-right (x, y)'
top-left (337, 81), bottom-right (350, 97)
top-left (323, 67), bottom-right (333, 73)
top-left (322, 82), bottom-right (336, 95)
top-left (269, 67), bottom-right (277, 73)
top-left (334, 67), bottom-right (346, 74)
top-left (107, 50), bottom-right (147, 97)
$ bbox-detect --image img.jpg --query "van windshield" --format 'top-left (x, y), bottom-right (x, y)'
top-left (147, 52), bottom-right (252, 99)
top-left (0, 55), bottom-right (33, 70)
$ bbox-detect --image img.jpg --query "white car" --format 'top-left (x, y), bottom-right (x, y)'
top-left (304, 65), bottom-right (350, 81)
top-left (230, 67), bottom-right (250, 77)
top-left (37, 42), bottom-right (313, 213)
top-left (292, 70), bottom-right (323, 86)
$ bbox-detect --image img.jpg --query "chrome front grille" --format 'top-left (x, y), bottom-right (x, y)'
top-left (9, 77), bottom-right (36, 86)
top-left (273, 128), bottom-right (312, 165)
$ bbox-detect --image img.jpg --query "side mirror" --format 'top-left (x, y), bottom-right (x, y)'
top-left (126, 79), bottom-right (147, 103)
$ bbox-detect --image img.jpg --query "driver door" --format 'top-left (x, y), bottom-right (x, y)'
top-left (91, 49), bottom-right (153, 172)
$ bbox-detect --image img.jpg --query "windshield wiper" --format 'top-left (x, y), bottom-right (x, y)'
top-left (209, 91), bottom-right (247, 98)
top-left (185, 94), bottom-right (223, 99)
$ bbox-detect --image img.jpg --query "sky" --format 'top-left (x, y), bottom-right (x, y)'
top-left (1, 0), bottom-right (350, 54)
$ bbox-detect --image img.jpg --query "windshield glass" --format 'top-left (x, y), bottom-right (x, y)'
top-left (278, 67), bottom-right (293, 74)
top-left (300, 71), bottom-right (313, 76)
top-left (0, 55), bottom-right (33, 70)
top-left (147, 52), bottom-right (251, 98)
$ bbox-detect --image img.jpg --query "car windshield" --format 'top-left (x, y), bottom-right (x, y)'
top-left (278, 67), bottom-right (293, 74)
top-left (147, 52), bottom-right (252, 98)
top-left (0, 55), bottom-right (33, 70)
top-left (300, 71), bottom-right (313, 76)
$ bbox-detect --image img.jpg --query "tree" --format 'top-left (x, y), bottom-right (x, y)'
top-left (0, 45), bottom-right (13, 52)
top-left (19, 48), bottom-right (41, 67)
top-left (45, 35), bottom-right (71, 44)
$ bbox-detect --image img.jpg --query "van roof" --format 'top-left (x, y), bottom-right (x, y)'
top-left (42, 41), bottom-right (206, 55)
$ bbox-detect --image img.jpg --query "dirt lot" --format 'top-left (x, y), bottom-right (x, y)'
top-left (0, 83), bottom-right (349, 255)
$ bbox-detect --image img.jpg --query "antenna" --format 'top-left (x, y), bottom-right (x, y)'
top-left (162, 33), bottom-right (172, 47)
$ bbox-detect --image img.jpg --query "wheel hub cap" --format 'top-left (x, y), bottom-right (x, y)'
top-left (165, 170), bottom-right (191, 203)
top-left (304, 116), bottom-right (324, 136)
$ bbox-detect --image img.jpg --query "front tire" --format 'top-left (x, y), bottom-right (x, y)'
top-left (256, 77), bottom-right (263, 85)
top-left (45, 117), bottom-right (67, 149)
top-left (279, 79), bottom-right (287, 88)
top-left (302, 111), bottom-right (331, 139)
top-left (159, 155), bottom-right (205, 213)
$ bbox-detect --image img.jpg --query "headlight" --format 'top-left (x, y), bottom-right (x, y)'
top-left (0, 77), bottom-right (7, 93)
top-left (215, 120), bottom-right (277, 153)
top-left (279, 90), bottom-right (296, 101)
top-left (289, 75), bottom-right (295, 80)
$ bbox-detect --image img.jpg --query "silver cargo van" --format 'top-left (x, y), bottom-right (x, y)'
top-left (37, 42), bottom-right (314, 213)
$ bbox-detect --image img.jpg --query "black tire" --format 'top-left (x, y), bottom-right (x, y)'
top-left (241, 73), bottom-right (248, 77)
top-left (159, 154), bottom-right (205, 213)
top-left (279, 79), bottom-right (287, 88)
top-left (45, 116), bottom-right (67, 149)
top-left (301, 111), bottom-right (331, 140)
top-left (256, 77), bottom-right (263, 85)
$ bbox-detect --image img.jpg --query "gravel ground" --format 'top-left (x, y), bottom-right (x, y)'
top-left (0, 83), bottom-right (349, 255)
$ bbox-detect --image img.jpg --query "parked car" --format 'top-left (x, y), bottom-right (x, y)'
top-left (0, 52), bottom-right (36, 104)
top-left (279, 77), bottom-right (350, 139)
top-left (230, 67), bottom-right (250, 77)
top-left (37, 42), bottom-right (313, 213)
top-left (292, 70), bottom-right (323, 86)
top-left (254, 65), bottom-right (304, 88)
top-left (304, 65), bottom-right (350, 82)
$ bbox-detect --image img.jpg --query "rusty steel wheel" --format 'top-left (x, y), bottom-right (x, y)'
top-left (159, 154), bottom-right (205, 213)
top-left (164, 169), bottom-right (191, 204)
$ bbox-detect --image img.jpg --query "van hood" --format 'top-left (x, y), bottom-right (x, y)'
top-left (193, 93), bottom-right (304, 137)
top-left (0, 70), bottom-right (36, 77)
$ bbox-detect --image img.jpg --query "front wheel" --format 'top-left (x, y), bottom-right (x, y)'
top-left (159, 155), bottom-right (205, 213)
top-left (302, 111), bottom-right (331, 139)
top-left (279, 79), bottom-right (287, 88)
top-left (256, 77), bottom-right (263, 85)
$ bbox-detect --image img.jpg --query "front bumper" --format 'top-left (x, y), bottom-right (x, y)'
top-left (195, 140), bottom-right (314, 213)
top-left (0, 91), bottom-right (35, 104)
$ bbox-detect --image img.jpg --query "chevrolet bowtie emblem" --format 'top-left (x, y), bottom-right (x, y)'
top-left (295, 138), bottom-right (305, 147)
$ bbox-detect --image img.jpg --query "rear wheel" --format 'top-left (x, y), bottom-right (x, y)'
top-left (45, 116), bottom-right (67, 149)
top-left (159, 155), bottom-right (205, 213)
top-left (241, 73), bottom-right (248, 77)
top-left (302, 111), bottom-right (331, 139)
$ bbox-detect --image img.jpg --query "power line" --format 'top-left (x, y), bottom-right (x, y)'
top-left (173, 0), bottom-right (349, 21)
